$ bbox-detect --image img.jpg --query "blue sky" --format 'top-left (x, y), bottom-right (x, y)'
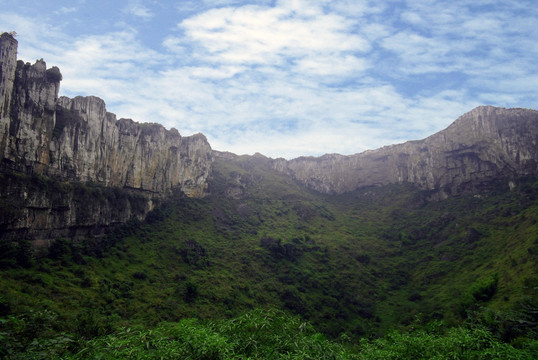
top-left (2, 0), bottom-right (537, 159)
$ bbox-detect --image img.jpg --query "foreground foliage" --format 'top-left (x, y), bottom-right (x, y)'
top-left (1, 308), bottom-right (536, 359)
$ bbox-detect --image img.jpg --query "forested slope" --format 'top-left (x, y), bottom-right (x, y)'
top-left (1, 154), bottom-right (536, 358)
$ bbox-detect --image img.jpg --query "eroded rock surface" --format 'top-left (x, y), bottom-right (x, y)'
top-left (0, 32), bottom-right (212, 243)
top-left (273, 106), bottom-right (538, 198)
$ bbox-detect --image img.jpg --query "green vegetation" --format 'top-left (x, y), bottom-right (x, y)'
top-left (0, 155), bottom-right (537, 358)
top-left (1, 308), bottom-right (535, 359)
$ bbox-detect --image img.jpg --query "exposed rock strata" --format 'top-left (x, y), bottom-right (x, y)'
top-left (50, 96), bottom-right (212, 197)
top-left (0, 32), bottom-right (212, 243)
top-left (273, 106), bottom-right (538, 198)
top-left (0, 171), bottom-right (156, 246)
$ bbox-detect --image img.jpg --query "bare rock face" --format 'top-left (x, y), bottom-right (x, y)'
top-left (0, 171), bottom-right (156, 246)
top-left (274, 106), bottom-right (538, 198)
top-left (51, 96), bottom-right (212, 197)
top-left (0, 33), bottom-right (19, 144)
top-left (0, 32), bottom-right (212, 244)
top-left (0, 33), bottom-right (212, 196)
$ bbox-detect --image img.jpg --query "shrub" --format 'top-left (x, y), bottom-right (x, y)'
top-left (0, 239), bottom-right (17, 269)
top-left (45, 67), bottom-right (62, 82)
top-left (132, 271), bottom-right (147, 280)
top-left (15, 239), bottom-right (33, 268)
top-left (183, 280), bottom-right (199, 303)
top-left (357, 324), bottom-right (536, 359)
top-left (470, 274), bottom-right (499, 302)
top-left (70, 309), bottom-right (353, 359)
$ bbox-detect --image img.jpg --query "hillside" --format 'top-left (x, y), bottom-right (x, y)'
top-left (0, 32), bottom-right (537, 358)
top-left (1, 152), bottom-right (536, 357)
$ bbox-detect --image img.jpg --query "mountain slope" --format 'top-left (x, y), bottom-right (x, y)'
top-left (273, 106), bottom-right (538, 199)
top-left (1, 152), bottom-right (536, 340)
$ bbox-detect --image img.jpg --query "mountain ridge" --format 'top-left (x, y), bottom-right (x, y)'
top-left (271, 105), bottom-right (538, 198)
top-left (1, 31), bottom-right (537, 244)
top-left (0, 33), bottom-right (212, 244)
top-left (0, 33), bottom-right (213, 197)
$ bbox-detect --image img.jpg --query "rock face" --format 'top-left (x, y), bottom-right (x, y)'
top-left (0, 33), bottom-right (212, 197)
top-left (0, 32), bottom-right (212, 244)
top-left (0, 171), bottom-right (156, 246)
top-left (51, 96), bottom-right (212, 197)
top-left (273, 106), bottom-right (538, 198)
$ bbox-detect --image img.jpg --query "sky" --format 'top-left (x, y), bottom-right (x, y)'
top-left (1, 0), bottom-right (537, 159)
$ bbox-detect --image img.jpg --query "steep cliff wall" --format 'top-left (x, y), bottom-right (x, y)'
top-left (50, 96), bottom-right (212, 197)
top-left (0, 33), bottom-right (18, 150)
top-left (0, 32), bottom-right (212, 244)
top-left (273, 106), bottom-right (538, 198)
top-left (0, 171), bottom-right (156, 246)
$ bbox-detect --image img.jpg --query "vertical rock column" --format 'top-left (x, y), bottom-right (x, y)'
top-left (0, 33), bottom-right (18, 158)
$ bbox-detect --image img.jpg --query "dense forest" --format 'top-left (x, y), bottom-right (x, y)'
top-left (1, 154), bottom-right (537, 359)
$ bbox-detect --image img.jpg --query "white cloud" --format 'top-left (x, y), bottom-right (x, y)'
top-left (294, 55), bottom-right (368, 77)
top-left (0, 13), bottom-right (71, 64)
top-left (55, 7), bottom-right (78, 15)
top-left (175, 3), bottom-right (370, 72)
top-left (3, 0), bottom-right (537, 159)
top-left (381, 32), bottom-right (456, 73)
top-left (124, 1), bottom-right (154, 19)
top-left (54, 31), bottom-right (162, 99)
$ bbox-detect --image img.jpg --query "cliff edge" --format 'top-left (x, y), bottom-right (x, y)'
top-left (0, 33), bottom-right (212, 197)
top-left (0, 32), bottom-right (212, 244)
top-left (272, 106), bottom-right (538, 199)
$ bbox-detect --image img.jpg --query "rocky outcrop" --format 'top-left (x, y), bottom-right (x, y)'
top-left (0, 171), bottom-right (157, 246)
top-left (273, 106), bottom-right (538, 198)
top-left (0, 33), bottom-right (212, 197)
top-left (0, 32), bottom-right (213, 244)
top-left (50, 96), bottom-right (212, 197)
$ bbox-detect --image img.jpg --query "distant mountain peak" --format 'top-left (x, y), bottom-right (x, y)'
top-left (272, 106), bottom-right (538, 199)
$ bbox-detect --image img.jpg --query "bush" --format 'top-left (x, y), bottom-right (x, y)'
top-left (183, 280), bottom-right (198, 303)
top-left (15, 239), bottom-right (33, 268)
top-left (0, 310), bottom-right (73, 359)
top-left (470, 274), bottom-right (499, 302)
top-left (357, 324), bottom-right (536, 359)
top-left (69, 309), bottom-right (352, 359)
top-left (45, 67), bottom-right (62, 82)
top-left (459, 274), bottom-right (500, 317)
top-left (0, 239), bottom-right (17, 269)
top-left (75, 310), bottom-right (111, 338)
top-left (132, 271), bottom-right (147, 280)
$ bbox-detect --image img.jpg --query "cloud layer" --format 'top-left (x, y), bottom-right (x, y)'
top-left (2, 0), bottom-right (537, 158)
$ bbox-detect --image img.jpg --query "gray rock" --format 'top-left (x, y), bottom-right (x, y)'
top-left (273, 106), bottom-right (538, 199)
top-left (0, 32), bottom-right (213, 244)
top-left (0, 33), bottom-right (212, 197)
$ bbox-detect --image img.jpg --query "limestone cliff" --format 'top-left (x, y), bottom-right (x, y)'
top-left (0, 33), bottom-right (211, 197)
top-left (0, 32), bottom-right (212, 243)
top-left (273, 106), bottom-right (538, 198)
top-left (50, 96), bottom-right (212, 197)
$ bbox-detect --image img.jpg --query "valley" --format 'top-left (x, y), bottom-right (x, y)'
top-left (0, 31), bottom-right (537, 358)
top-left (1, 153), bottom-right (536, 358)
